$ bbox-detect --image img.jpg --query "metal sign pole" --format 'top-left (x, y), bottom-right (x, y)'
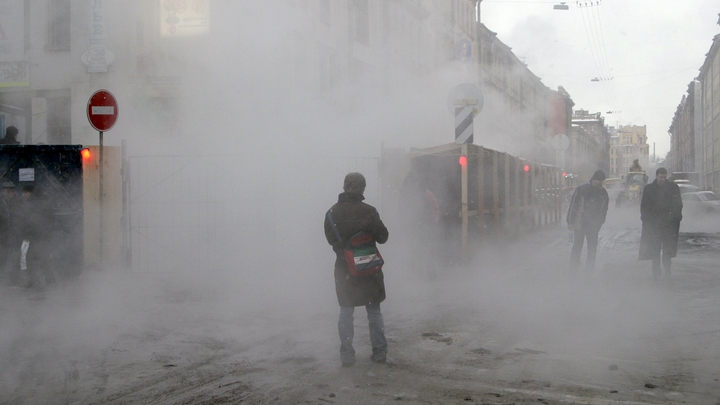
top-left (99, 130), bottom-right (104, 267)
top-left (461, 143), bottom-right (468, 257)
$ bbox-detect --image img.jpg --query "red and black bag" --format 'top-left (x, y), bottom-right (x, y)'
top-left (327, 210), bottom-right (384, 277)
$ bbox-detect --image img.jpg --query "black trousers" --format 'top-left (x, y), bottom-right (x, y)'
top-left (570, 226), bottom-right (599, 270)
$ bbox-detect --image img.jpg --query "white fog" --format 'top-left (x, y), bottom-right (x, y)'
top-left (1, 1), bottom-right (719, 404)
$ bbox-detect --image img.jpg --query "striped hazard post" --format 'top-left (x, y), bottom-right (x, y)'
top-left (454, 102), bottom-right (475, 144)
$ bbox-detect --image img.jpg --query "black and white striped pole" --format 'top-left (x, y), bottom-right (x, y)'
top-left (454, 99), bottom-right (477, 145)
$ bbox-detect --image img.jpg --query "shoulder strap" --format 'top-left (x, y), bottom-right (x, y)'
top-left (326, 209), bottom-right (343, 243)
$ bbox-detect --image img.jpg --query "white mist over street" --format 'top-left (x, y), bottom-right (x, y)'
top-left (0, 1), bottom-right (719, 404)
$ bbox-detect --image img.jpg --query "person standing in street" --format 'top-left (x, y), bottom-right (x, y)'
top-left (566, 170), bottom-right (609, 271)
top-left (0, 181), bottom-right (22, 286)
top-left (0, 126), bottom-right (20, 145)
top-left (629, 159), bottom-right (643, 172)
top-left (639, 167), bottom-right (683, 279)
top-left (18, 184), bottom-right (51, 289)
top-left (324, 172), bottom-right (389, 367)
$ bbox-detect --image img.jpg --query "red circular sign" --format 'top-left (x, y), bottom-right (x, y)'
top-left (87, 90), bottom-right (118, 131)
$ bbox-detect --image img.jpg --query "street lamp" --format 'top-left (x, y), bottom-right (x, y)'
top-left (553, 2), bottom-right (569, 10)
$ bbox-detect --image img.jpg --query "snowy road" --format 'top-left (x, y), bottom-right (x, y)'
top-left (2, 205), bottom-right (720, 404)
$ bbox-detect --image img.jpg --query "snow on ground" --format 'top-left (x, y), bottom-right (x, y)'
top-left (2, 204), bottom-right (720, 404)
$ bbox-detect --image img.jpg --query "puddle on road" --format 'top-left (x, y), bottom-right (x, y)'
top-left (678, 232), bottom-right (720, 253)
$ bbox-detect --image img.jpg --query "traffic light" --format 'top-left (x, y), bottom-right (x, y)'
top-left (458, 155), bottom-right (467, 168)
top-left (80, 148), bottom-right (91, 160)
top-left (523, 164), bottom-right (530, 173)
top-left (562, 171), bottom-right (567, 177)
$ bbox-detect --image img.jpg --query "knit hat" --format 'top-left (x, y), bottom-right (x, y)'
top-left (591, 170), bottom-right (606, 182)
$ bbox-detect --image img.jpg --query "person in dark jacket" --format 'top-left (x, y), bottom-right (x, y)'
top-left (639, 167), bottom-right (683, 279)
top-left (0, 126), bottom-right (20, 145)
top-left (566, 170), bottom-right (609, 271)
top-left (324, 172), bottom-right (389, 367)
top-left (18, 184), bottom-right (52, 289)
top-left (0, 181), bottom-right (22, 285)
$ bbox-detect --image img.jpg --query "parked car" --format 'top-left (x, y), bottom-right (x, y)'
top-left (681, 191), bottom-right (720, 214)
top-left (677, 183), bottom-right (702, 194)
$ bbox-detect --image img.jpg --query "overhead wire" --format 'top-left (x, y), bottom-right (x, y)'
top-left (577, 1), bottom-right (621, 116)
top-left (577, 2), bottom-right (611, 109)
top-left (586, 69), bottom-right (691, 106)
top-left (590, 2), bottom-right (621, 115)
top-left (539, 67), bottom-right (697, 79)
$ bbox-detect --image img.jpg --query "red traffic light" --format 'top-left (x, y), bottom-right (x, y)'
top-left (81, 148), bottom-right (91, 159)
top-left (562, 171), bottom-right (567, 177)
top-left (523, 164), bottom-right (530, 172)
top-left (458, 155), bottom-right (467, 168)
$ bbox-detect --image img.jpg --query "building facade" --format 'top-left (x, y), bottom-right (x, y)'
top-left (611, 124), bottom-right (650, 175)
top-left (571, 109), bottom-right (610, 175)
top-left (668, 80), bottom-right (703, 179)
top-left (698, 34), bottom-right (720, 191)
top-left (567, 124), bottom-right (600, 183)
top-left (476, 23), bottom-right (572, 166)
top-left (0, 0), bottom-right (488, 147)
top-left (0, 0), bottom-right (582, 171)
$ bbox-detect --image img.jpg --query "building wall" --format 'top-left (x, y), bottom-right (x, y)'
top-left (668, 81), bottom-right (697, 176)
top-left (609, 132), bottom-right (620, 177)
top-left (571, 109), bottom-right (610, 174)
top-left (568, 124), bottom-right (600, 183)
top-left (698, 34), bottom-right (720, 191)
top-left (615, 125), bottom-right (649, 175)
top-left (476, 23), bottom-right (567, 166)
top-left (0, 1), bottom-right (489, 146)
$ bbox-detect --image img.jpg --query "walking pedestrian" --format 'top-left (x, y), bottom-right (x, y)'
top-left (639, 167), bottom-right (683, 279)
top-left (18, 184), bottom-right (52, 289)
top-left (324, 172), bottom-right (389, 367)
top-left (0, 126), bottom-right (20, 145)
top-left (0, 181), bottom-right (22, 286)
top-left (566, 170), bottom-right (609, 271)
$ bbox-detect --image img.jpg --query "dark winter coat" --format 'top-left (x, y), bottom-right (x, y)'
top-left (566, 182), bottom-right (609, 231)
top-left (639, 180), bottom-right (682, 260)
top-left (18, 195), bottom-right (52, 269)
top-left (324, 192), bottom-right (389, 307)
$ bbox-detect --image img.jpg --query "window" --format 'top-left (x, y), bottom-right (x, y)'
top-left (47, 96), bottom-right (71, 144)
top-left (350, 0), bottom-right (369, 45)
top-left (47, 0), bottom-right (71, 51)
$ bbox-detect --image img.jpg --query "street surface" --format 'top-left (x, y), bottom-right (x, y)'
top-left (2, 204), bottom-right (720, 404)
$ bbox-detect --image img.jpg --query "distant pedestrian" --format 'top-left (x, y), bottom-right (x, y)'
top-left (0, 181), bottom-right (22, 286)
top-left (0, 126), bottom-right (20, 145)
top-left (398, 169), bottom-right (441, 279)
top-left (566, 170), bottom-right (609, 271)
top-left (324, 172), bottom-right (389, 367)
top-left (629, 159), bottom-right (643, 172)
top-left (639, 167), bottom-right (683, 279)
top-left (18, 184), bottom-right (52, 289)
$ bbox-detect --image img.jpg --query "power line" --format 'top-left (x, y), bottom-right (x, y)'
top-left (576, 1), bottom-right (623, 119)
top-left (539, 66), bottom-right (697, 78)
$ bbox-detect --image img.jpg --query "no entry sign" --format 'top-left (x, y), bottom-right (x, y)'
top-left (87, 89), bottom-right (118, 132)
